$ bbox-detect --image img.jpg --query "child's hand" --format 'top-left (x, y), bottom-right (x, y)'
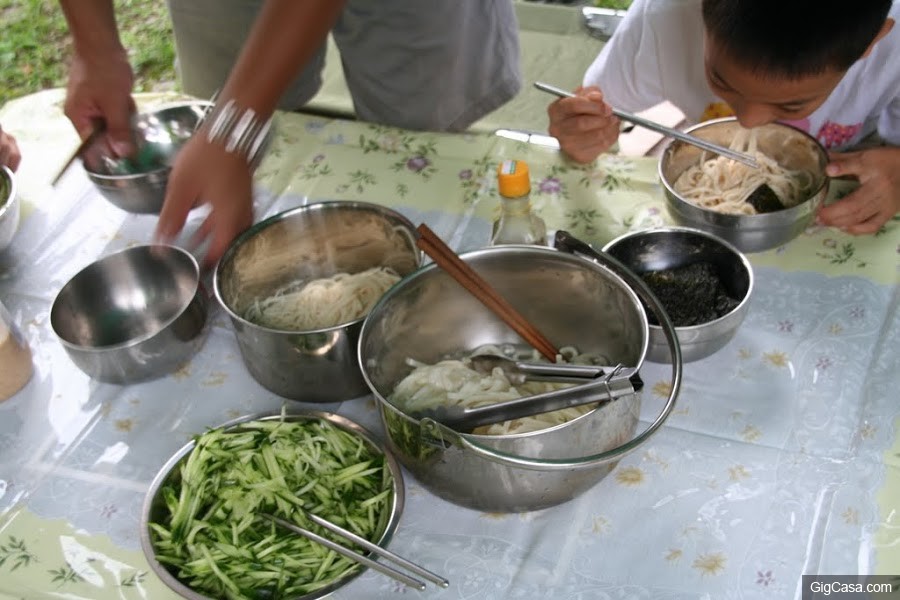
top-left (0, 126), bottom-right (21, 172)
top-left (547, 86), bottom-right (620, 164)
top-left (817, 146), bottom-right (900, 234)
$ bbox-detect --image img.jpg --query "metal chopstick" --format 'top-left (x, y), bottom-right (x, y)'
top-left (534, 81), bottom-right (760, 168)
top-left (259, 513), bottom-right (442, 591)
top-left (306, 512), bottom-right (450, 588)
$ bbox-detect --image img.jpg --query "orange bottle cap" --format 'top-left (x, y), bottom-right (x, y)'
top-left (497, 160), bottom-right (530, 198)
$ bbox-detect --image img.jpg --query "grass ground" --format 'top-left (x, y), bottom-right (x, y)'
top-left (0, 0), bottom-right (178, 107)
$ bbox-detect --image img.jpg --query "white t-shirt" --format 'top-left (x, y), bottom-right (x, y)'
top-left (584, 0), bottom-right (900, 150)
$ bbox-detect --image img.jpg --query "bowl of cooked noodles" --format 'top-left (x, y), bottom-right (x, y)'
top-left (358, 243), bottom-right (682, 513)
top-left (659, 117), bottom-right (829, 253)
top-left (214, 201), bottom-right (420, 402)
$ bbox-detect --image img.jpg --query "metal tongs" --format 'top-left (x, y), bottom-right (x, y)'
top-left (411, 357), bottom-right (643, 432)
top-left (261, 512), bottom-right (448, 591)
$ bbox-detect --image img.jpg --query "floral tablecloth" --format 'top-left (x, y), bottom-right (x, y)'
top-left (0, 90), bottom-right (898, 600)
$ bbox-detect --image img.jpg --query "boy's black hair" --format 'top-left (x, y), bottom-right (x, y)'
top-left (701, 0), bottom-right (893, 78)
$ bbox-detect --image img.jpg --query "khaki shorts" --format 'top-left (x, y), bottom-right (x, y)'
top-left (166, 0), bottom-right (522, 132)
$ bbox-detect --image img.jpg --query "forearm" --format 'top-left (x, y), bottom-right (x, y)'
top-left (59, 0), bottom-right (125, 58)
top-left (218, 0), bottom-right (347, 119)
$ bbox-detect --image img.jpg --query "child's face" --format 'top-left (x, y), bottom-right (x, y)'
top-left (703, 35), bottom-right (846, 128)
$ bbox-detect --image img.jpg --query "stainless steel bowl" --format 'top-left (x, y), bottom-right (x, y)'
top-left (603, 226), bottom-right (753, 363)
top-left (659, 118), bottom-right (829, 253)
top-left (50, 244), bottom-right (208, 383)
top-left (0, 165), bottom-right (19, 252)
top-left (140, 410), bottom-right (405, 600)
top-left (82, 102), bottom-right (270, 214)
top-left (358, 244), bottom-right (681, 512)
top-left (214, 201), bottom-right (420, 402)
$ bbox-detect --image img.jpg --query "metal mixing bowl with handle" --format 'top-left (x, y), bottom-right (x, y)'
top-left (358, 241), bottom-right (681, 513)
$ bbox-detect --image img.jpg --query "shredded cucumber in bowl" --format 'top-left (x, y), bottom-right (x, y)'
top-left (148, 416), bottom-right (395, 600)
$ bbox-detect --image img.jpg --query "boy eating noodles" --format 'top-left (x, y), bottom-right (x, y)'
top-left (547, 0), bottom-right (900, 235)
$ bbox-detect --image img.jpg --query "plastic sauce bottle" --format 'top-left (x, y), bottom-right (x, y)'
top-left (0, 301), bottom-right (33, 402)
top-left (490, 159), bottom-right (547, 246)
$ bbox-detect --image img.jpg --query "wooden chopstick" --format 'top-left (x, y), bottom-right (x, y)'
top-left (415, 224), bottom-right (559, 361)
top-left (51, 120), bottom-right (107, 187)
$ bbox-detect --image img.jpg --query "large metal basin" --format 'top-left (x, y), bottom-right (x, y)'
top-left (358, 243), bottom-right (681, 512)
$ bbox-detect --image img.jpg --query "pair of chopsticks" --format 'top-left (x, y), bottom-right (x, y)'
top-left (415, 224), bottom-right (559, 362)
top-left (51, 119), bottom-right (107, 187)
top-left (534, 81), bottom-right (760, 168)
top-left (261, 512), bottom-right (448, 591)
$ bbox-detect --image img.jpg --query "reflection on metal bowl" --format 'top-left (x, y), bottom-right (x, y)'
top-left (659, 117), bottom-right (829, 253)
top-left (214, 200), bottom-right (420, 402)
top-left (50, 244), bottom-right (208, 383)
top-left (604, 226), bottom-right (753, 363)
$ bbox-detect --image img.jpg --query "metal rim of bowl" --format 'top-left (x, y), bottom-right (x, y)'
top-left (212, 200), bottom-right (419, 335)
top-left (139, 409), bottom-right (406, 600)
top-left (50, 243), bottom-right (203, 352)
top-left (658, 117), bottom-right (829, 224)
top-left (0, 165), bottom-right (16, 219)
top-left (83, 101), bottom-right (214, 181)
top-left (602, 225), bottom-right (755, 333)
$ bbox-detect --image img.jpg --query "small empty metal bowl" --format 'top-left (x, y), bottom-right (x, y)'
top-left (659, 118), bottom-right (829, 253)
top-left (0, 165), bottom-right (19, 252)
top-left (50, 244), bottom-right (208, 383)
top-left (603, 226), bottom-right (753, 363)
top-left (82, 101), bottom-right (272, 214)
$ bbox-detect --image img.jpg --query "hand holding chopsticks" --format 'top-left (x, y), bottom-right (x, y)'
top-left (415, 224), bottom-right (559, 361)
top-left (534, 81), bottom-right (760, 169)
top-left (261, 512), bottom-right (449, 591)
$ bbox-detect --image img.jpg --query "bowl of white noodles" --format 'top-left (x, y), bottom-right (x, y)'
top-left (358, 243), bottom-right (682, 513)
top-left (659, 117), bottom-right (829, 253)
top-left (214, 201), bottom-right (420, 402)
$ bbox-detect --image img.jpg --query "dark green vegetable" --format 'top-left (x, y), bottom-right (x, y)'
top-left (640, 262), bottom-right (740, 326)
top-left (745, 183), bottom-right (784, 213)
top-left (0, 174), bottom-right (9, 208)
top-left (150, 417), bottom-right (394, 600)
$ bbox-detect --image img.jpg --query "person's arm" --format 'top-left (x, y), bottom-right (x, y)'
top-left (0, 125), bottom-right (21, 172)
top-left (156, 0), bottom-right (347, 267)
top-left (59, 0), bottom-right (135, 154)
